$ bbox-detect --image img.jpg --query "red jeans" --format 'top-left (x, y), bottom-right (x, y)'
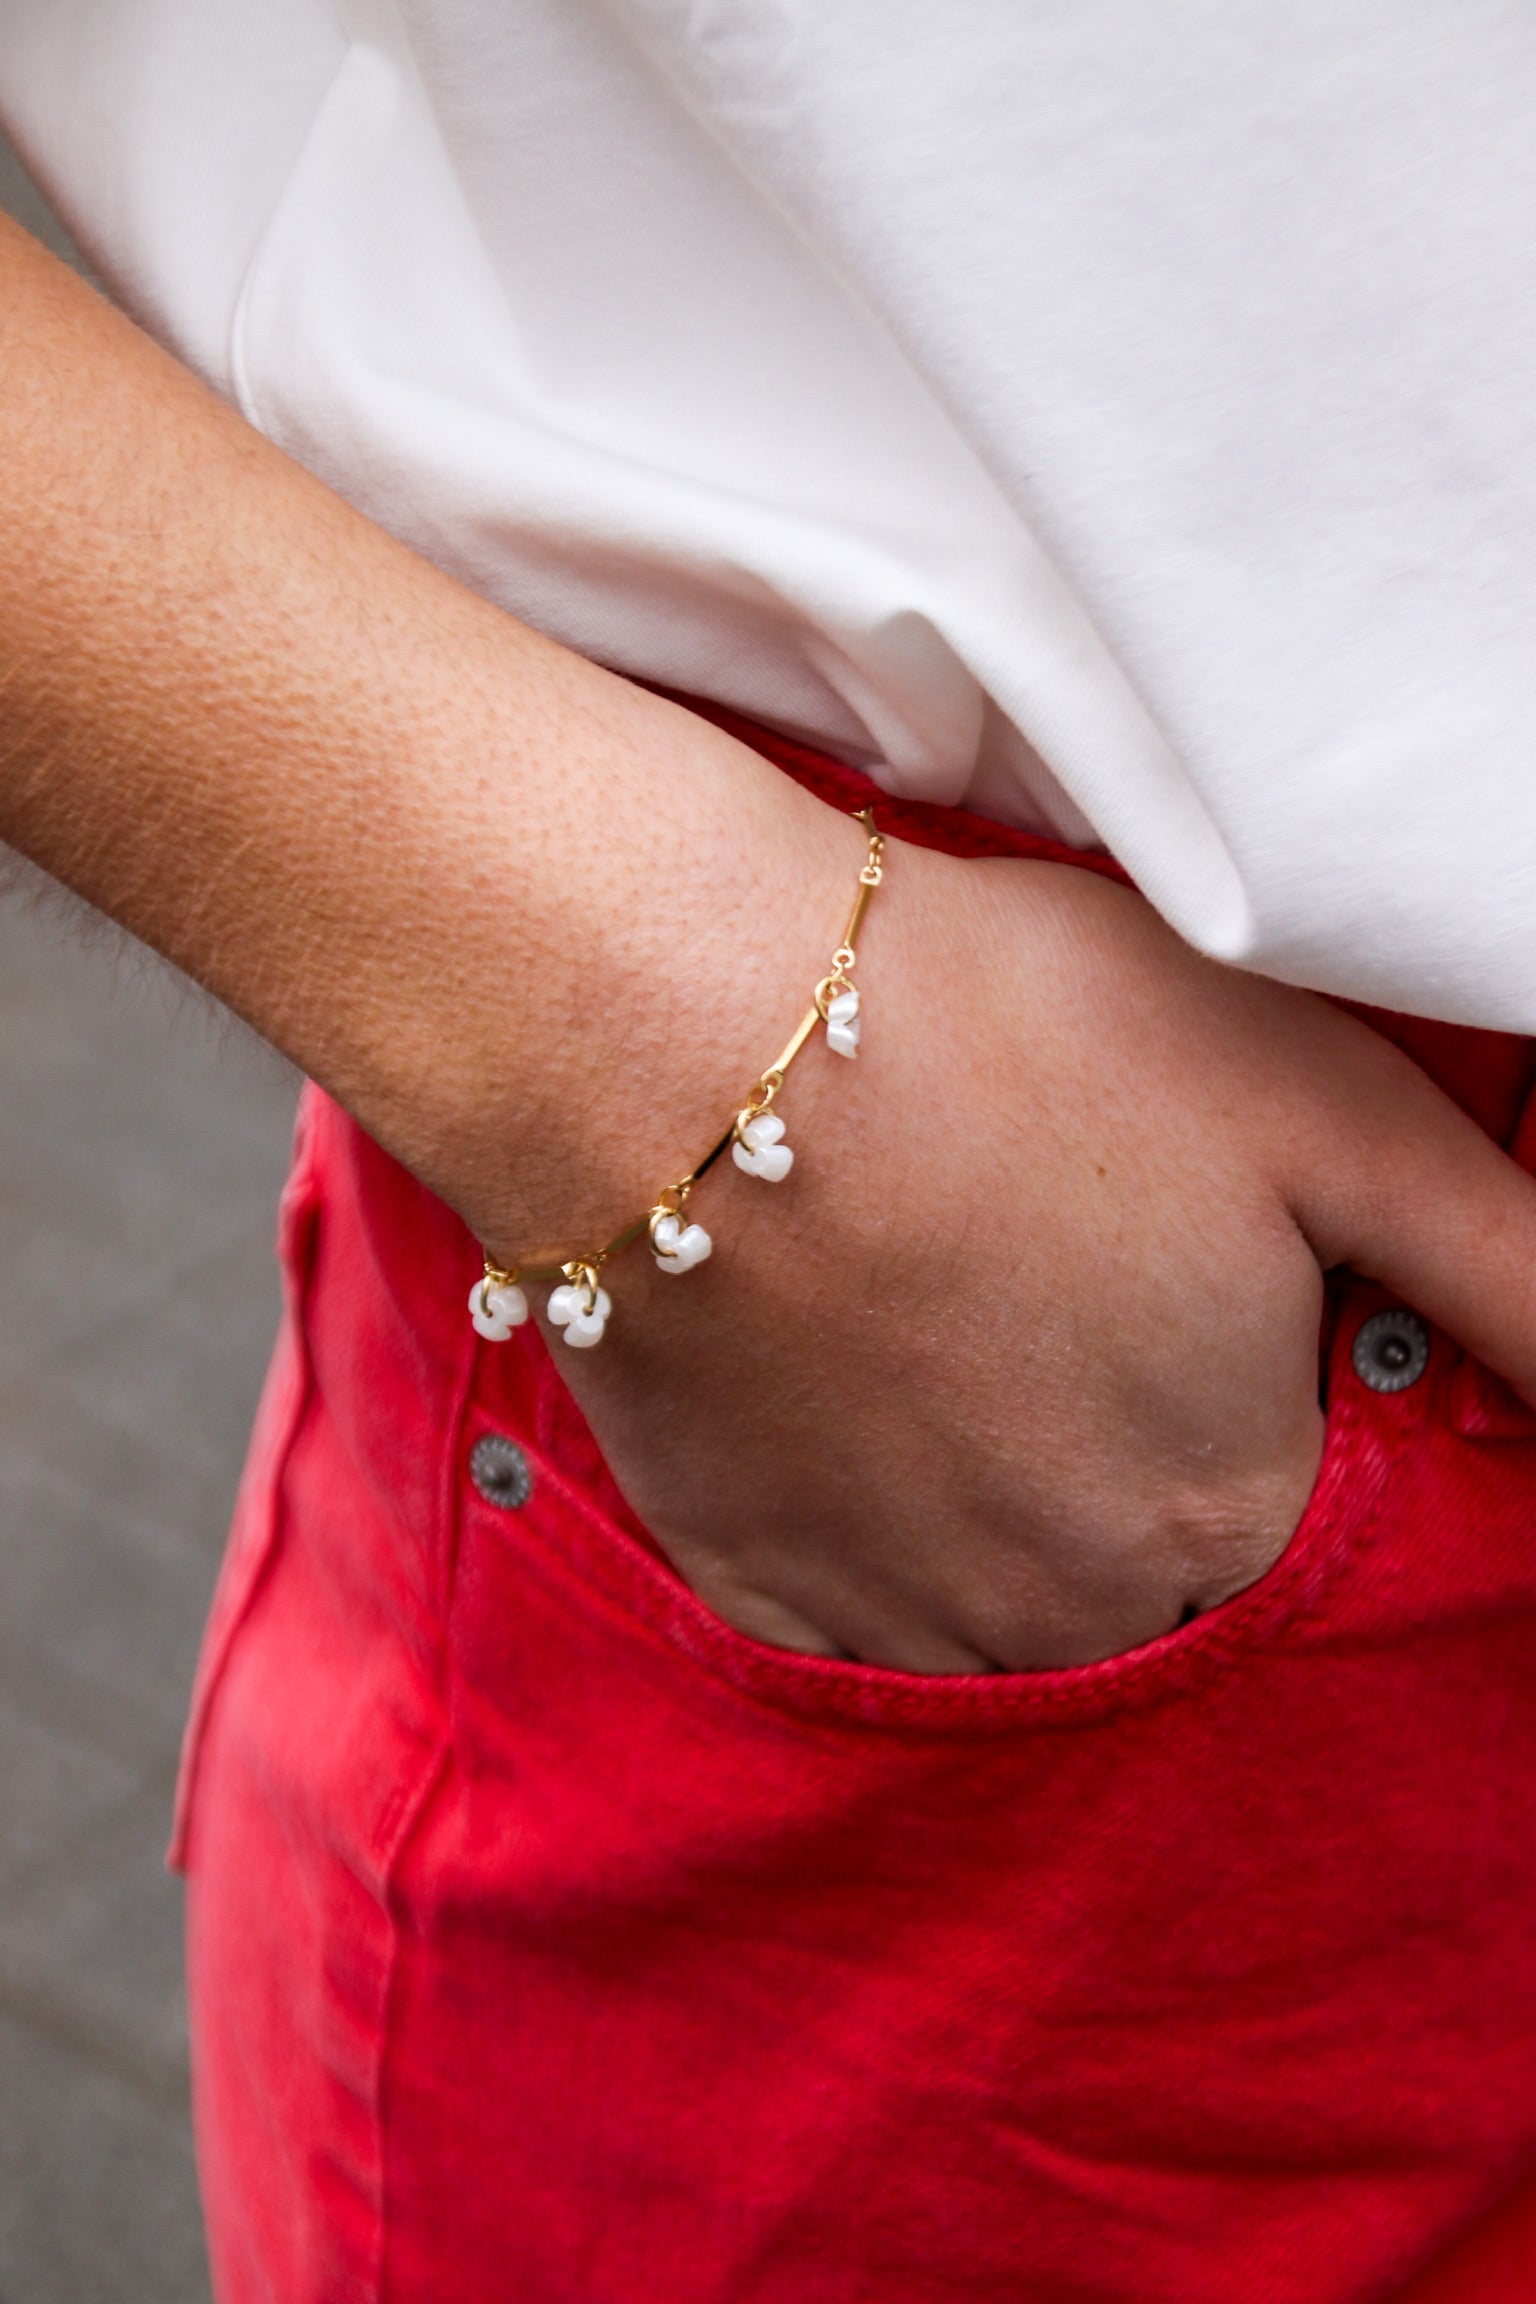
top-left (174, 717), bottom-right (1536, 2302)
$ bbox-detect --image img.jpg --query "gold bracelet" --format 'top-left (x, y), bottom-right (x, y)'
top-left (469, 807), bottom-right (887, 1349)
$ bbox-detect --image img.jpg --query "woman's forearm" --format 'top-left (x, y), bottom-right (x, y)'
top-left (19, 216), bottom-right (1536, 1675)
top-left (0, 212), bottom-right (859, 1258)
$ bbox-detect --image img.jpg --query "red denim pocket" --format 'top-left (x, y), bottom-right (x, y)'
top-left (408, 1275), bottom-right (1535, 2304)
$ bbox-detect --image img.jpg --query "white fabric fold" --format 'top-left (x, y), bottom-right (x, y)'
top-left (4, 1), bottom-right (1535, 1019)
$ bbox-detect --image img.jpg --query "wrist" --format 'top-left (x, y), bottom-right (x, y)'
top-left (371, 666), bottom-right (869, 1264)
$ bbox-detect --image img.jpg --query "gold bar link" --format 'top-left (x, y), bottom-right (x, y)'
top-left (480, 805), bottom-right (887, 1303)
top-left (767, 1002), bottom-right (823, 1083)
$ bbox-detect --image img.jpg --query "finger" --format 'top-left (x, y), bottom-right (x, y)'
top-left (673, 1549), bottom-right (999, 1673)
top-left (664, 1561), bottom-right (848, 1658)
top-left (1291, 1030), bottom-right (1536, 1402)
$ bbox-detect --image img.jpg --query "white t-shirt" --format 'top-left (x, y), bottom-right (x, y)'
top-left (4, 2), bottom-right (1536, 1026)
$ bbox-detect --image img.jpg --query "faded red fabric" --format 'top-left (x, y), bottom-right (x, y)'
top-left (174, 720), bottom-right (1536, 2303)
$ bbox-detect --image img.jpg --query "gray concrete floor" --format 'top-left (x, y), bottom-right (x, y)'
top-left (0, 138), bottom-right (298, 2298)
top-left (0, 883), bottom-right (299, 2304)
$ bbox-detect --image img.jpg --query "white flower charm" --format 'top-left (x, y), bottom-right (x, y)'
top-left (547, 1277), bottom-right (612, 1348)
top-left (651, 1211), bottom-right (713, 1274)
top-left (825, 986), bottom-right (861, 1058)
top-left (732, 1109), bottom-right (794, 1182)
top-left (469, 1276), bottom-right (529, 1342)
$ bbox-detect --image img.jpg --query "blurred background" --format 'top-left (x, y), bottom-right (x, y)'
top-left (0, 135), bottom-right (299, 2304)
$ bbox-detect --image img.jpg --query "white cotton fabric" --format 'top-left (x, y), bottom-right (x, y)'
top-left (4, 1), bottom-right (1536, 1024)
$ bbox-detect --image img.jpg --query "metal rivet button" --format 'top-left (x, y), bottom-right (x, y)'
top-left (1352, 1309), bottom-right (1430, 1394)
top-left (469, 1433), bottom-right (533, 1509)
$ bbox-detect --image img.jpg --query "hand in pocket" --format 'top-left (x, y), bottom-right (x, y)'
top-left (536, 851), bottom-right (1536, 1673)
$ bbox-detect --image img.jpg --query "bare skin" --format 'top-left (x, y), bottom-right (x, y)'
top-left (5, 212), bottom-right (1536, 1671)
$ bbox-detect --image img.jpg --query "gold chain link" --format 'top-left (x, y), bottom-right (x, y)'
top-left (482, 807), bottom-right (885, 1291)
